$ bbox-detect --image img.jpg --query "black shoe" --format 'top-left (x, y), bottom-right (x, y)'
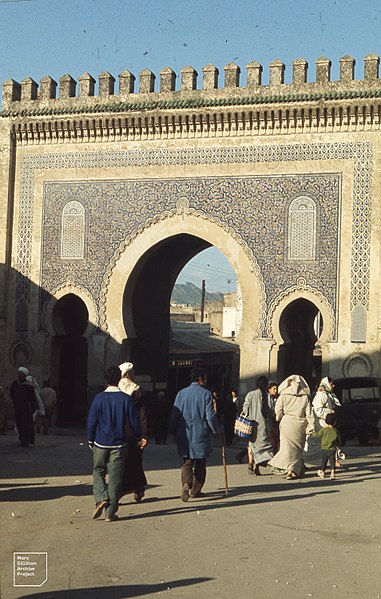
top-left (190, 491), bottom-right (206, 498)
top-left (134, 490), bottom-right (145, 503)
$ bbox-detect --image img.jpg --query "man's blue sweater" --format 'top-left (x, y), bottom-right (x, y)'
top-left (87, 387), bottom-right (142, 449)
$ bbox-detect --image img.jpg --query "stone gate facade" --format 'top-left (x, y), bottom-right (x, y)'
top-left (1, 54), bottom-right (380, 413)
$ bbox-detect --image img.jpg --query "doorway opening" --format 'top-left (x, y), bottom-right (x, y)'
top-left (278, 298), bottom-right (323, 390)
top-left (51, 294), bottom-right (89, 425)
top-left (122, 235), bottom-right (240, 399)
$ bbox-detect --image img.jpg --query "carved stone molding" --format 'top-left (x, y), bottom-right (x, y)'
top-left (98, 203), bottom-right (266, 332)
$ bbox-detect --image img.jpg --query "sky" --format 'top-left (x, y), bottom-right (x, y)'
top-left (1, 0), bottom-right (380, 292)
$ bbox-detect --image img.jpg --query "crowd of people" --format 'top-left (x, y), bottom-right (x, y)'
top-left (241, 374), bottom-right (343, 481)
top-left (4, 362), bottom-right (346, 522)
top-left (85, 365), bottom-right (346, 521)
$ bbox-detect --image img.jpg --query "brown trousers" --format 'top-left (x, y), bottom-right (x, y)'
top-left (181, 458), bottom-right (206, 495)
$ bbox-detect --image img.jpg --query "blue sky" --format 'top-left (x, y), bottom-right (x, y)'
top-left (1, 0), bottom-right (380, 292)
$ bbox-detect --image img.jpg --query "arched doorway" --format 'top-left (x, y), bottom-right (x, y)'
top-left (51, 294), bottom-right (89, 425)
top-left (122, 234), bottom-right (242, 396)
top-left (278, 298), bottom-right (323, 389)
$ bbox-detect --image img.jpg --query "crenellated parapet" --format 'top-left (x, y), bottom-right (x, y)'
top-left (2, 55), bottom-right (381, 115)
top-left (5, 55), bottom-right (381, 145)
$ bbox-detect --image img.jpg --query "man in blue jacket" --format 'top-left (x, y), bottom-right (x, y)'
top-left (170, 367), bottom-right (219, 502)
top-left (87, 366), bottom-right (142, 522)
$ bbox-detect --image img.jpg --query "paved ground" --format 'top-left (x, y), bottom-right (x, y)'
top-left (1, 428), bottom-right (381, 599)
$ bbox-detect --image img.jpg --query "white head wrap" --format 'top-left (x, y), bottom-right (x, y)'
top-left (18, 366), bottom-right (29, 376)
top-left (119, 362), bottom-right (134, 377)
top-left (278, 374), bottom-right (310, 397)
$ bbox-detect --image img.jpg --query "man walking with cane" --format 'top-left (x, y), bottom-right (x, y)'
top-left (170, 367), bottom-right (219, 502)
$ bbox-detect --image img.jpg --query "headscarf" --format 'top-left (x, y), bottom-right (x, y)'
top-left (278, 374), bottom-right (310, 397)
top-left (318, 377), bottom-right (332, 392)
top-left (119, 362), bottom-right (134, 377)
top-left (317, 376), bottom-right (340, 405)
top-left (18, 366), bottom-right (29, 376)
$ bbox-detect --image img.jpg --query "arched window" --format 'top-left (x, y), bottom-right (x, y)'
top-left (61, 201), bottom-right (85, 260)
top-left (287, 196), bottom-right (317, 261)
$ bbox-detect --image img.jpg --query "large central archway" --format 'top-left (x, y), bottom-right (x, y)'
top-left (104, 211), bottom-right (265, 390)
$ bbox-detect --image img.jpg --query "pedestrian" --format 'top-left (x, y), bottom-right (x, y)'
top-left (243, 376), bottom-right (274, 476)
top-left (119, 362), bottom-right (150, 502)
top-left (170, 367), bottom-right (219, 502)
top-left (10, 367), bottom-right (39, 446)
top-left (310, 412), bottom-right (341, 480)
top-left (268, 375), bottom-right (315, 480)
top-left (267, 381), bottom-right (279, 451)
top-left (233, 388), bottom-right (250, 464)
top-left (0, 386), bottom-right (8, 434)
top-left (221, 391), bottom-right (237, 446)
top-left (231, 388), bottom-right (243, 413)
top-left (211, 388), bottom-right (223, 422)
top-left (154, 391), bottom-right (171, 445)
top-left (87, 366), bottom-right (142, 522)
top-left (304, 376), bottom-right (341, 467)
top-left (26, 373), bottom-right (45, 418)
top-left (35, 380), bottom-right (57, 435)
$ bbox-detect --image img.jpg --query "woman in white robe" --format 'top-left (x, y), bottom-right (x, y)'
top-left (268, 375), bottom-right (314, 479)
top-left (303, 377), bottom-right (341, 467)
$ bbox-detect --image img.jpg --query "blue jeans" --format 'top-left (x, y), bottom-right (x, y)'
top-left (92, 446), bottom-right (128, 517)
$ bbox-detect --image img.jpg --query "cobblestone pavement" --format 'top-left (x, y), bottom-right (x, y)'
top-left (1, 429), bottom-right (381, 599)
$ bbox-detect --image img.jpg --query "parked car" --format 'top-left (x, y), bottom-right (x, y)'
top-left (333, 377), bottom-right (381, 445)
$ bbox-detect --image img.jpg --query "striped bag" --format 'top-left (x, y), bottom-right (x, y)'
top-left (234, 412), bottom-right (254, 438)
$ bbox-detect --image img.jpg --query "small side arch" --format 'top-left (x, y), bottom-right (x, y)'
top-left (44, 285), bottom-right (98, 338)
top-left (270, 287), bottom-right (334, 347)
top-left (269, 287), bottom-right (335, 387)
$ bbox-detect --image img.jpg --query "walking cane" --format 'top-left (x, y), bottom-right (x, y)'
top-left (221, 430), bottom-right (229, 494)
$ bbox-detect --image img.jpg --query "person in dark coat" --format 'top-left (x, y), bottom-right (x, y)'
top-left (170, 367), bottom-right (219, 502)
top-left (10, 367), bottom-right (38, 446)
top-left (221, 392), bottom-right (237, 446)
top-left (154, 391), bottom-right (171, 445)
top-left (119, 362), bottom-right (151, 502)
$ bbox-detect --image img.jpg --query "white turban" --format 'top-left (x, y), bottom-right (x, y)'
top-left (119, 362), bottom-right (134, 377)
top-left (18, 366), bottom-right (29, 376)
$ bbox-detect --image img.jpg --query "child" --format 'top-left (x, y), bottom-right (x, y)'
top-left (310, 412), bottom-right (341, 480)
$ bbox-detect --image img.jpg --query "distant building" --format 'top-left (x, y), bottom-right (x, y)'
top-left (170, 291), bottom-right (238, 339)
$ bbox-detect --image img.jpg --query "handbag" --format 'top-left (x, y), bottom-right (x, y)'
top-left (234, 412), bottom-right (254, 438)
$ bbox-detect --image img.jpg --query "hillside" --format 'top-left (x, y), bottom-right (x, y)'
top-left (171, 282), bottom-right (223, 305)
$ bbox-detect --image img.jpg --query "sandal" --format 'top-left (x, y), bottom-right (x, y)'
top-left (286, 472), bottom-right (297, 480)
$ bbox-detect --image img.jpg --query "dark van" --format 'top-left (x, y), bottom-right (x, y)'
top-left (334, 377), bottom-right (381, 445)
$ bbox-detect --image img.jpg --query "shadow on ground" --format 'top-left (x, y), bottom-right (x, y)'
top-left (17, 577), bottom-right (213, 598)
